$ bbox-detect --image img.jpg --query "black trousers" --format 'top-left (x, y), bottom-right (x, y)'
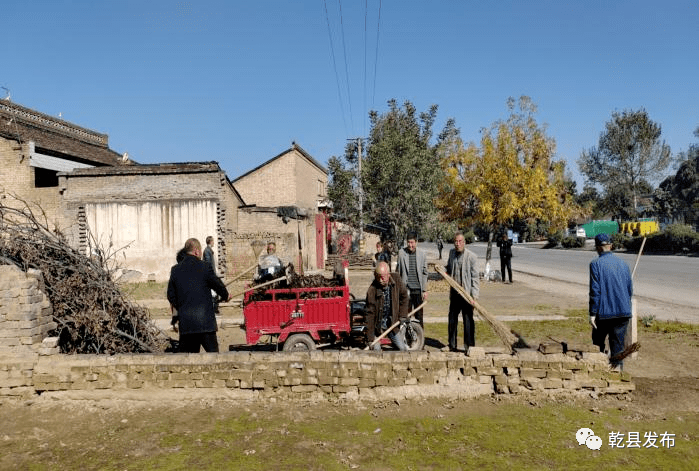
top-left (592, 317), bottom-right (630, 367)
top-left (448, 291), bottom-right (475, 350)
top-left (178, 332), bottom-right (219, 353)
top-left (408, 289), bottom-right (424, 327)
top-left (500, 256), bottom-right (512, 282)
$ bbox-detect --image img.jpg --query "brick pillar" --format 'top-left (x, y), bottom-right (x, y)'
top-left (0, 265), bottom-right (57, 353)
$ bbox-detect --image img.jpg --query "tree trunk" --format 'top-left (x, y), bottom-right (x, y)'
top-left (485, 229), bottom-right (494, 266)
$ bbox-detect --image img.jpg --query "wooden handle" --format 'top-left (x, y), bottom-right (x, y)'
top-left (364, 301), bottom-right (427, 350)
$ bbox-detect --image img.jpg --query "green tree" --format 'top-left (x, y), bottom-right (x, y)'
top-left (578, 109), bottom-right (672, 217)
top-left (654, 127), bottom-right (699, 226)
top-left (437, 96), bottom-right (575, 264)
top-left (360, 99), bottom-right (448, 245)
top-left (576, 184), bottom-right (605, 219)
top-left (327, 100), bottom-right (452, 248)
top-left (326, 155), bottom-right (359, 227)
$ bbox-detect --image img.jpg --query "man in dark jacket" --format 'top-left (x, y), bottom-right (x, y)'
top-left (167, 238), bottom-right (230, 353)
top-left (589, 233), bottom-right (633, 370)
top-left (496, 233), bottom-right (513, 283)
top-left (203, 235), bottom-right (219, 313)
top-left (365, 261), bottom-right (409, 351)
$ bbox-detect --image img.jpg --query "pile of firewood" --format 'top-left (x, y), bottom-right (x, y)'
top-left (325, 253), bottom-right (375, 269)
top-left (0, 196), bottom-right (168, 354)
top-left (245, 268), bottom-right (343, 303)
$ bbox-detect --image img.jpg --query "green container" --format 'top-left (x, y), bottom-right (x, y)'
top-left (581, 220), bottom-right (619, 238)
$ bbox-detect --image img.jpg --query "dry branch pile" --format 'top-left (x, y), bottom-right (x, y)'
top-left (325, 253), bottom-right (375, 269)
top-left (0, 196), bottom-right (168, 354)
top-left (245, 268), bottom-right (343, 303)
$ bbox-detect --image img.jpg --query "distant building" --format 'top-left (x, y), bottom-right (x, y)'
top-left (232, 142), bottom-right (329, 272)
top-left (1, 100), bottom-right (331, 280)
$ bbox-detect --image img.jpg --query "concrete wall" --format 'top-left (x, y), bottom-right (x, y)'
top-left (85, 200), bottom-right (217, 280)
top-left (60, 170), bottom-right (242, 281)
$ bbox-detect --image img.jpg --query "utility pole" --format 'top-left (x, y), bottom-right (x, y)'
top-left (348, 137), bottom-right (365, 253)
top-left (357, 137), bottom-right (363, 249)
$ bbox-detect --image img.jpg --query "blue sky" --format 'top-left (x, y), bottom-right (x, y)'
top-left (3, 1), bottom-right (698, 188)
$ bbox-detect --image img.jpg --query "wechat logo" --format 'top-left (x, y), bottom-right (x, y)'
top-left (576, 427), bottom-right (602, 450)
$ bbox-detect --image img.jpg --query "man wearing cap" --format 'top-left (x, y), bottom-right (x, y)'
top-left (589, 233), bottom-right (633, 370)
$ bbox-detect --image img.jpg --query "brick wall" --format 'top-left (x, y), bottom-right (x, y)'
top-left (0, 138), bottom-right (63, 229)
top-left (0, 268), bottom-right (634, 400)
top-left (234, 152), bottom-right (298, 207)
top-left (1, 348), bottom-right (634, 400)
top-left (294, 154), bottom-right (327, 210)
top-left (234, 210), bottom-right (318, 273)
top-left (0, 265), bottom-right (56, 353)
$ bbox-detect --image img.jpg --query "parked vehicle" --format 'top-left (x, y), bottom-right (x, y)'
top-left (241, 262), bottom-right (424, 352)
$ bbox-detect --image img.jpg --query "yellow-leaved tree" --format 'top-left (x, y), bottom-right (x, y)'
top-left (437, 96), bottom-right (576, 266)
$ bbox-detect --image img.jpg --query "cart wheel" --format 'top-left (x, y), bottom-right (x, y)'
top-left (282, 333), bottom-right (316, 352)
top-left (401, 321), bottom-right (425, 351)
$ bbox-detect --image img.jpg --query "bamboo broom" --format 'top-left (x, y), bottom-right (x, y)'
top-left (435, 264), bottom-right (519, 353)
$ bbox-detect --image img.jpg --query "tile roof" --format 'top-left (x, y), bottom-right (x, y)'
top-left (0, 100), bottom-right (126, 166)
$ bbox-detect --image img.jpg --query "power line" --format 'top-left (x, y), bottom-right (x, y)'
top-left (372, 0), bottom-right (382, 110)
top-left (363, 0), bottom-right (368, 138)
top-left (337, 0), bottom-right (355, 133)
top-left (323, 0), bottom-right (349, 136)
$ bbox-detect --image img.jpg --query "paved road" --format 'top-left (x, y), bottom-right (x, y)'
top-left (419, 240), bottom-right (699, 322)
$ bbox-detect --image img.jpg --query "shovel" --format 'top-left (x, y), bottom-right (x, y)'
top-left (365, 302), bottom-right (427, 350)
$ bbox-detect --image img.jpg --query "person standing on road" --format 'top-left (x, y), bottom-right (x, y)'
top-left (436, 236), bottom-right (444, 260)
top-left (203, 235), bottom-right (220, 313)
top-left (445, 231), bottom-right (480, 352)
top-left (496, 232), bottom-right (513, 283)
top-left (589, 233), bottom-right (633, 370)
top-left (365, 261), bottom-right (409, 351)
top-left (374, 241), bottom-right (392, 268)
top-left (167, 238), bottom-right (231, 353)
top-left (397, 232), bottom-right (428, 327)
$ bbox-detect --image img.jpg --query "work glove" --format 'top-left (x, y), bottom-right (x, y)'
top-left (589, 315), bottom-right (597, 330)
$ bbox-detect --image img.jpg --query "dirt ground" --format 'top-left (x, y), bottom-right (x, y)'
top-left (1, 267), bottom-right (697, 469)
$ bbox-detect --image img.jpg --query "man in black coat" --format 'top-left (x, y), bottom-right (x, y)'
top-left (167, 238), bottom-right (230, 353)
top-left (496, 233), bottom-right (513, 283)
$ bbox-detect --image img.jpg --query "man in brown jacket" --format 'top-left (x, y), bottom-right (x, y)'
top-left (365, 261), bottom-right (409, 351)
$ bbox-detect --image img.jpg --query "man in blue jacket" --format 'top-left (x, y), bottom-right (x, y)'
top-left (168, 238), bottom-right (231, 353)
top-left (589, 233), bottom-right (633, 370)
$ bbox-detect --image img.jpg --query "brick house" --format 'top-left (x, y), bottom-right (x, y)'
top-left (1, 100), bottom-right (244, 281)
top-left (0, 99), bottom-right (129, 229)
top-left (1, 101), bottom-right (329, 279)
top-left (232, 142), bottom-right (329, 272)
